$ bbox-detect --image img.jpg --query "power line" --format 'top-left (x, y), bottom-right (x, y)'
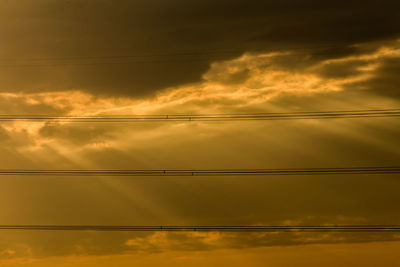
top-left (0, 49), bottom-right (249, 64)
top-left (0, 57), bottom-right (226, 68)
top-left (0, 44), bottom-right (353, 67)
top-left (0, 225), bottom-right (399, 232)
top-left (1, 109), bottom-right (399, 122)
top-left (1, 167), bottom-right (399, 176)
top-left (0, 50), bottom-right (243, 62)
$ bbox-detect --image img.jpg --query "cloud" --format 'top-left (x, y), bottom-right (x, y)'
top-left (2, 240), bottom-right (400, 267)
top-left (1, 0), bottom-right (400, 96)
top-left (0, 38), bottom-right (399, 259)
top-left (124, 230), bottom-right (400, 253)
top-left (1, 40), bottom-right (398, 122)
top-left (350, 57), bottom-right (400, 98)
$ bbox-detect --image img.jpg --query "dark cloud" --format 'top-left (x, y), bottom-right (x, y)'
top-left (0, 0), bottom-right (399, 96)
top-left (350, 57), bottom-right (400, 98)
top-left (316, 59), bottom-right (369, 79)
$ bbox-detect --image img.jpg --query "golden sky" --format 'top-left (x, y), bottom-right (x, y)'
top-left (0, 0), bottom-right (400, 266)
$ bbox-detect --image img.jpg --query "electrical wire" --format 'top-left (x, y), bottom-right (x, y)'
top-left (0, 167), bottom-right (399, 176)
top-left (0, 225), bottom-right (399, 232)
top-left (1, 109), bottom-right (399, 122)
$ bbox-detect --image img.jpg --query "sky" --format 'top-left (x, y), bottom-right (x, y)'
top-left (0, 0), bottom-right (400, 266)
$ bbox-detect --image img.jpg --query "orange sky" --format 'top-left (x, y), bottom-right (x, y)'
top-left (0, 0), bottom-right (400, 266)
top-left (2, 241), bottom-right (400, 267)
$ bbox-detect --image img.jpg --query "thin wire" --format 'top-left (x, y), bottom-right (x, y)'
top-left (0, 57), bottom-right (227, 67)
top-left (0, 44), bottom-right (352, 64)
top-left (0, 167), bottom-right (399, 176)
top-left (0, 109), bottom-right (399, 122)
top-left (0, 225), bottom-right (399, 232)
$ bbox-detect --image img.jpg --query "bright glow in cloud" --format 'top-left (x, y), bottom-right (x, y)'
top-left (0, 40), bottom-right (400, 262)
